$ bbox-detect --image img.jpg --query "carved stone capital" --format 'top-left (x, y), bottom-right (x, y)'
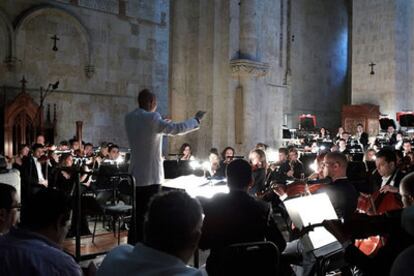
top-left (230, 59), bottom-right (270, 78)
top-left (84, 64), bottom-right (95, 78)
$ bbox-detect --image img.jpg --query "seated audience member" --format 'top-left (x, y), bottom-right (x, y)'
top-left (0, 183), bottom-right (19, 235)
top-left (97, 190), bottom-right (203, 276)
top-left (199, 159), bottom-right (286, 276)
top-left (0, 189), bottom-right (81, 275)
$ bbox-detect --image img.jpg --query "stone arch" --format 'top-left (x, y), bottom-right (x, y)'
top-left (0, 8), bottom-right (15, 65)
top-left (14, 4), bottom-right (94, 77)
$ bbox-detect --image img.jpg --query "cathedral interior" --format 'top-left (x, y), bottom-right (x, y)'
top-left (1, 1), bottom-right (414, 275)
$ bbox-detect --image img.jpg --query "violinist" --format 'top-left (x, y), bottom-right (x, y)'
top-left (248, 149), bottom-right (267, 195)
top-left (267, 147), bottom-right (290, 185)
top-left (206, 148), bottom-right (223, 178)
top-left (287, 148), bottom-right (304, 180)
top-left (317, 127), bottom-right (329, 141)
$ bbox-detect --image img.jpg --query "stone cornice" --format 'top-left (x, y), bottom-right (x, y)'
top-left (230, 59), bottom-right (270, 78)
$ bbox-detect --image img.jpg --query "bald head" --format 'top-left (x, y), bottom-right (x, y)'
top-left (323, 152), bottom-right (348, 181)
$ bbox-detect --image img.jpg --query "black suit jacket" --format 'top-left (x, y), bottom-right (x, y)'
top-left (21, 156), bottom-right (47, 202)
top-left (318, 178), bottom-right (358, 221)
top-left (199, 190), bottom-right (286, 274)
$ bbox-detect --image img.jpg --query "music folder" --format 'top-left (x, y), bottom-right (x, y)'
top-left (284, 193), bottom-right (341, 255)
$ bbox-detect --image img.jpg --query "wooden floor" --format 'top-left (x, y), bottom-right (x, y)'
top-left (63, 231), bottom-right (128, 257)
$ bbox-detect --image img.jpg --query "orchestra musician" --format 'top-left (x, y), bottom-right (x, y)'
top-left (206, 148), bottom-right (223, 178)
top-left (287, 148), bottom-right (304, 180)
top-left (323, 172), bottom-right (414, 276)
top-left (179, 143), bottom-right (194, 161)
top-left (317, 127), bottom-right (330, 141)
top-left (20, 144), bottom-right (49, 203)
top-left (385, 125), bottom-right (397, 146)
top-left (403, 140), bottom-right (412, 156)
top-left (335, 126), bottom-right (345, 142)
top-left (248, 148), bottom-right (267, 195)
top-left (11, 144), bottom-right (30, 171)
top-left (355, 123), bottom-right (369, 150)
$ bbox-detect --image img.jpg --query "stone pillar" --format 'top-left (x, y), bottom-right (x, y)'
top-left (239, 0), bottom-right (258, 60)
top-left (230, 1), bottom-right (269, 153)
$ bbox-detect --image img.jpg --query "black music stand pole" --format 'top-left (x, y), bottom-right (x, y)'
top-left (75, 171), bottom-right (81, 262)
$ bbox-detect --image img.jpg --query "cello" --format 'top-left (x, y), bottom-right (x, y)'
top-left (355, 169), bottom-right (403, 255)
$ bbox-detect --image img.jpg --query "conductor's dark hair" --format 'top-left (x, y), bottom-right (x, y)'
top-left (376, 148), bottom-right (397, 164)
top-left (138, 89), bottom-right (156, 109)
top-left (226, 159), bottom-right (252, 189)
top-left (0, 183), bottom-right (16, 210)
top-left (144, 191), bottom-right (203, 255)
top-left (20, 189), bottom-right (71, 231)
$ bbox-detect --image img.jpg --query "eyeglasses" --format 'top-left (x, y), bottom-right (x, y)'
top-left (322, 161), bottom-right (337, 167)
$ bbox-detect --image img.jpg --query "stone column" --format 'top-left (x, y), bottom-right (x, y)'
top-left (230, 0), bottom-right (269, 153)
top-left (239, 0), bottom-right (257, 60)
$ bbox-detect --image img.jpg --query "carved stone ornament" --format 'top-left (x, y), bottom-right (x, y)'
top-left (229, 59), bottom-right (270, 78)
top-left (84, 64), bottom-right (95, 78)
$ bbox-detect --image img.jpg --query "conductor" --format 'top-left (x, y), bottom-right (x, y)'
top-left (125, 89), bottom-right (205, 243)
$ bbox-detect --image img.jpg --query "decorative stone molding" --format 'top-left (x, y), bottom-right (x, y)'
top-left (230, 59), bottom-right (270, 78)
top-left (84, 64), bottom-right (95, 78)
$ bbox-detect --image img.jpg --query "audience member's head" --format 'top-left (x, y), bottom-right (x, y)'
top-left (376, 148), bottom-right (397, 177)
top-left (226, 159), bottom-right (252, 191)
top-left (323, 152), bottom-right (348, 180)
top-left (138, 89), bottom-right (157, 112)
top-left (20, 189), bottom-right (71, 246)
top-left (0, 183), bottom-right (18, 234)
top-left (144, 191), bottom-right (203, 263)
top-left (403, 141), bottom-right (412, 153)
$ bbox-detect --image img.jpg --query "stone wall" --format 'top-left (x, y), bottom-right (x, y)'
top-left (352, 0), bottom-right (414, 120)
top-left (169, 0), bottom-right (286, 157)
top-left (288, 0), bottom-right (349, 133)
top-left (0, 0), bottom-right (169, 147)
